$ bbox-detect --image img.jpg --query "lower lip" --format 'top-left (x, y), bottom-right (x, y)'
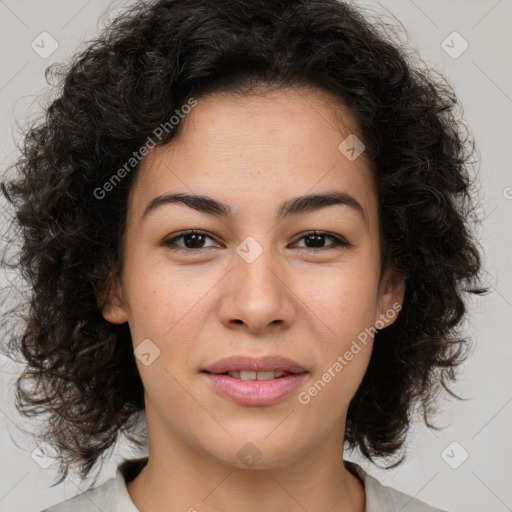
top-left (202, 372), bottom-right (308, 406)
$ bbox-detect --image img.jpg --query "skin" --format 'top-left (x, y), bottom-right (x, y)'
top-left (102, 86), bottom-right (405, 512)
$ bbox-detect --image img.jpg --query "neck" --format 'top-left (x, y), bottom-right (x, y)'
top-left (126, 413), bottom-right (365, 512)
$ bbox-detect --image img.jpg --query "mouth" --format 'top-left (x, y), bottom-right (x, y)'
top-left (201, 355), bottom-right (309, 406)
top-left (201, 354), bottom-right (309, 377)
top-left (202, 369), bottom-right (306, 380)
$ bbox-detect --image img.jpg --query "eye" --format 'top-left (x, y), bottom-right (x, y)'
top-left (291, 231), bottom-right (351, 252)
top-left (163, 230), bottom-right (219, 251)
top-left (163, 229), bottom-right (350, 253)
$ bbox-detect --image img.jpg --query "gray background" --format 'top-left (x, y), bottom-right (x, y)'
top-left (0, 1), bottom-right (511, 511)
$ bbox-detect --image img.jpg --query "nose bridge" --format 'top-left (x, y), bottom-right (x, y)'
top-left (220, 234), bottom-right (295, 331)
top-left (235, 235), bottom-right (282, 300)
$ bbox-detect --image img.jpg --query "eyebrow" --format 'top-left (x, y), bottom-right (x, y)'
top-left (141, 191), bottom-right (367, 225)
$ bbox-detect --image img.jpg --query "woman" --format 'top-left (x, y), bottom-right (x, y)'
top-left (1, 0), bottom-right (486, 510)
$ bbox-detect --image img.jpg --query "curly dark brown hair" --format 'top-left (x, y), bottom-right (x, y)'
top-left (1, 0), bottom-right (487, 484)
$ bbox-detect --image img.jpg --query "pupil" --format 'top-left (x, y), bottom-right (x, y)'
top-left (305, 234), bottom-right (324, 248)
top-left (184, 233), bottom-right (204, 248)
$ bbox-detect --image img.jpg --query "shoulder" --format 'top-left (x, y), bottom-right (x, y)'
top-left (345, 460), bottom-right (451, 512)
top-left (41, 477), bottom-right (118, 512)
top-left (40, 458), bottom-right (146, 512)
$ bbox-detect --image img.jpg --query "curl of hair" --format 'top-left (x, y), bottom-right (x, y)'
top-left (1, 0), bottom-right (487, 482)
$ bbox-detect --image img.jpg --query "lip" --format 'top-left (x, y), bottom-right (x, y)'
top-left (201, 355), bottom-right (308, 406)
top-left (202, 372), bottom-right (308, 406)
top-left (202, 355), bottom-right (308, 374)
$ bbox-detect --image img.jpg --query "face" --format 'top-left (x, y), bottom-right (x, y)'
top-left (103, 86), bottom-right (404, 470)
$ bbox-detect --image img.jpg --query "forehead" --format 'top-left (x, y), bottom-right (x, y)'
top-left (129, 86), bottom-right (377, 225)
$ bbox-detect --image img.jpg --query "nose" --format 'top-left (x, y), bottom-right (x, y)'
top-left (217, 244), bottom-right (296, 335)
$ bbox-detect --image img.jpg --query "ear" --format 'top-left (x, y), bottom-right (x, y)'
top-left (375, 266), bottom-right (405, 329)
top-left (99, 275), bottom-right (129, 325)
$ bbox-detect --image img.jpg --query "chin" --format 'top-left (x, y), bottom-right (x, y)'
top-left (200, 435), bottom-right (307, 471)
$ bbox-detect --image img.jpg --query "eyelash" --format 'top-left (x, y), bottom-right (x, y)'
top-left (163, 229), bottom-right (351, 254)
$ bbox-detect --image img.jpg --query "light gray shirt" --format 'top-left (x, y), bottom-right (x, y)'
top-left (42, 458), bottom-right (449, 512)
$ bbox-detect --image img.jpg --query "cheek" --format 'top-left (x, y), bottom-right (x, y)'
top-left (295, 263), bottom-right (378, 390)
top-left (294, 270), bottom-right (377, 427)
top-left (122, 260), bottom-right (224, 379)
top-left (298, 263), bottom-right (379, 339)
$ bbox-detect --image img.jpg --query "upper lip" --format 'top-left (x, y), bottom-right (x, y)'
top-left (202, 355), bottom-right (308, 374)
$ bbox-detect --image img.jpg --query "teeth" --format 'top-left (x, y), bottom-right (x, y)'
top-left (226, 370), bottom-right (290, 380)
top-left (240, 370), bottom-right (257, 380)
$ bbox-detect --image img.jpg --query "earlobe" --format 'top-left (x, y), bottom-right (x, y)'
top-left (376, 267), bottom-right (405, 329)
top-left (99, 277), bottom-right (128, 325)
